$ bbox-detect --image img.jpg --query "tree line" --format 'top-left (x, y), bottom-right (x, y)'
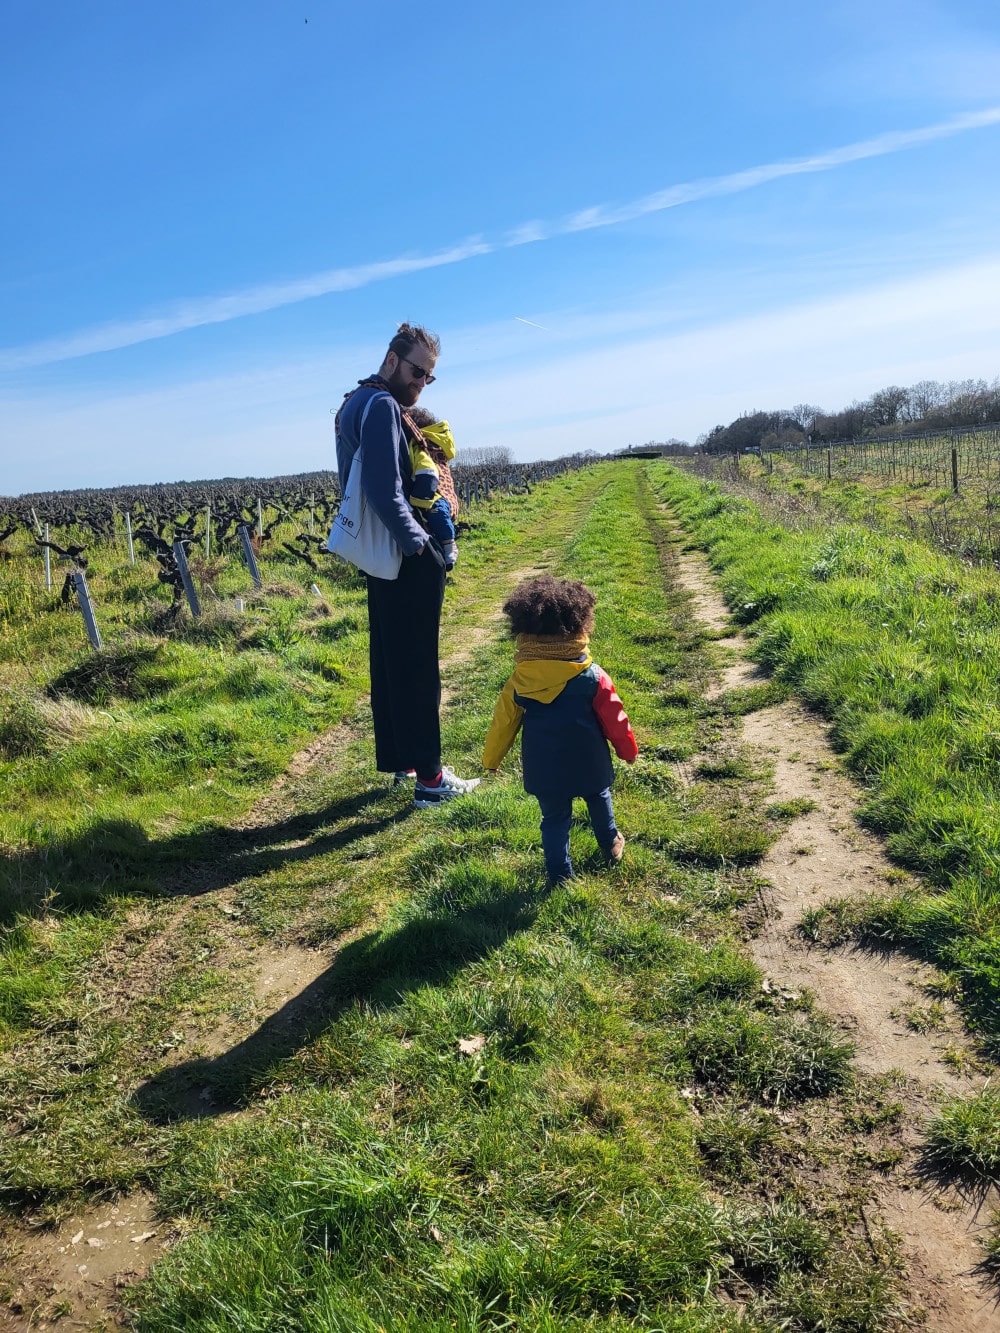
top-left (698, 376), bottom-right (1000, 454)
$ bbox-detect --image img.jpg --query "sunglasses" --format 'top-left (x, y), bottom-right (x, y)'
top-left (398, 355), bottom-right (436, 384)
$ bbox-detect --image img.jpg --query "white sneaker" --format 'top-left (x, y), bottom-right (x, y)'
top-left (413, 765), bottom-right (481, 808)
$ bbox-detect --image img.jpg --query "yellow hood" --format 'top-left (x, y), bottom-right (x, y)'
top-left (421, 420), bottom-right (456, 461)
top-left (508, 655), bottom-right (592, 704)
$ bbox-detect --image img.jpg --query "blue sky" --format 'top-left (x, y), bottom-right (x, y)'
top-left (4, 0), bottom-right (1000, 493)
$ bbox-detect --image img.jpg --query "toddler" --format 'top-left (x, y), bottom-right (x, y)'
top-left (483, 575), bottom-right (638, 883)
top-left (407, 407), bottom-right (459, 570)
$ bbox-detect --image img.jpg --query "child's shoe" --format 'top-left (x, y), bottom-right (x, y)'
top-left (606, 833), bottom-right (625, 864)
top-left (393, 769), bottom-right (417, 786)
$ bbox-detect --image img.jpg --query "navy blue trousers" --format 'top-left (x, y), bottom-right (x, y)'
top-left (536, 787), bottom-right (617, 883)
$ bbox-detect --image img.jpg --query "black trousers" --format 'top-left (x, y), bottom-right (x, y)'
top-left (366, 542), bottom-right (447, 776)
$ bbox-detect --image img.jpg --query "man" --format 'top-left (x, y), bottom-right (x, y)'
top-left (335, 323), bottom-right (480, 808)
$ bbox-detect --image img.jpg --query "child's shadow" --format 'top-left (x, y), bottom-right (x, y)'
top-left (133, 887), bottom-right (541, 1122)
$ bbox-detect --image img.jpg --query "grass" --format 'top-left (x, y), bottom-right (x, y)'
top-left (650, 461), bottom-right (1000, 1053)
top-left (925, 1086), bottom-right (1000, 1183)
top-left (0, 463), bottom-right (928, 1329)
top-left (656, 457), bottom-right (1000, 1286)
top-left (687, 442), bottom-right (999, 565)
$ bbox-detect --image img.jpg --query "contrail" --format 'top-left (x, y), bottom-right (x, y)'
top-left (3, 105), bottom-right (999, 371)
top-left (514, 316), bottom-right (549, 330)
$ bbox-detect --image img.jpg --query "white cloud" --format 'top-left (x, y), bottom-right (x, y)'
top-left (556, 108), bottom-right (1000, 232)
top-left (7, 253), bottom-right (1000, 492)
top-left (3, 105), bottom-right (1000, 371)
top-left (472, 256), bottom-right (1000, 452)
top-left (0, 241), bottom-right (492, 372)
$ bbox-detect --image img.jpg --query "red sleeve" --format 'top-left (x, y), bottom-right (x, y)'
top-left (592, 667), bottom-right (638, 762)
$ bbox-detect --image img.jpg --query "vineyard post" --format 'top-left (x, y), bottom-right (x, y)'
top-left (952, 445), bottom-right (959, 494)
top-left (826, 447), bottom-right (832, 481)
top-left (239, 524), bottom-right (263, 589)
top-left (29, 506), bottom-right (42, 537)
top-left (71, 570), bottom-right (102, 651)
top-left (172, 541), bottom-right (202, 618)
top-left (309, 494), bottom-right (315, 535)
top-left (43, 523), bottom-right (51, 591)
top-left (125, 512), bottom-right (136, 566)
top-left (204, 505), bottom-right (211, 560)
top-left (257, 498), bottom-right (263, 539)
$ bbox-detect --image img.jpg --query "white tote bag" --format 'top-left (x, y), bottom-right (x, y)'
top-left (327, 395), bottom-right (403, 581)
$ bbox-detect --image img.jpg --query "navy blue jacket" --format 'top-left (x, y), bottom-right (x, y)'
top-left (335, 381), bottom-right (428, 557)
top-left (516, 665), bottom-right (614, 796)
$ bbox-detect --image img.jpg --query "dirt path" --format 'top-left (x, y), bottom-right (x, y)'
top-left (668, 536), bottom-right (999, 1332)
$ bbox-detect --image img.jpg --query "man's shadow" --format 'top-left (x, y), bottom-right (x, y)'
top-left (134, 885), bottom-right (542, 1123)
top-left (1, 785), bottom-right (413, 924)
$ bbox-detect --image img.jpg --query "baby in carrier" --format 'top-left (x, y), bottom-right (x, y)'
top-left (406, 406), bottom-right (459, 571)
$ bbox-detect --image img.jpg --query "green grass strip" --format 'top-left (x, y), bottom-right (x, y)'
top-left (649, 461), bottom-right (1000, 1048)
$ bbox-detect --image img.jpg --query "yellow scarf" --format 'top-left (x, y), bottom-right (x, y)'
top-left (515, 632), bottom-right (590, 663)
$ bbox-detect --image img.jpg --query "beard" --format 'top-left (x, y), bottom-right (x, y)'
top-left (386, 366), bottom-right (422, 408)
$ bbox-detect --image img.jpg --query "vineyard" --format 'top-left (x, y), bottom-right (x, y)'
top-left (712, 423), bottom-right (1000, 566)
top-left (771, 422), bottom-right (1000, 490)
top-left (0, 453), bottom-right (595, 654)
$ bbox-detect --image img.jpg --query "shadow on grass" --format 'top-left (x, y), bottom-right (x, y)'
top-left (796, 904), bottom-right (1000, 1056)
top-left (909, 1150), bottom-right (1000, 1301)
top-left (912, 1148), bottom-right (1000, 1219)
top-left (0, 786), bottom-right (411, 925)
top-left (133, 887), bottom-right (542, 1123)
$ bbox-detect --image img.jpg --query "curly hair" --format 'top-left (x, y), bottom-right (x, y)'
top-left (502, 575), bottom-right (597, 638)
top-left (387, 322), bottom-right (441, 361)
top-left (407, 406), bottom-right (437, 429)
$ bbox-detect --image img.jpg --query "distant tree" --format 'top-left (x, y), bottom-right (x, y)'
top-left (697, 425), bottom-right (727, 452)
top-left (700, 372), bottom-right (1000, 450)
top-left (868, 386), bottom-right (909, 428)
top-left (905, 380), bottom-right (946, 421)
top-left (761, 425), bottom-right (806, 450)
top-left (789, 403), bottom-right (822, 433)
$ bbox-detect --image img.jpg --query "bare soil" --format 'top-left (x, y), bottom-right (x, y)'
top-left (1, 1192), bottom-right (161, 1332)
top-left (669, 535), bottom-right (1000, 1332)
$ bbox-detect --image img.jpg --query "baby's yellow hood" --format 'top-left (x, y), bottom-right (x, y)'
top-left (421, 420), bottom-right (456, 460)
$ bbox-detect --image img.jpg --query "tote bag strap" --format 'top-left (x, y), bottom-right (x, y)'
top-left (343, 389), bottom-right (390, 497)
top-left (358, 389), bottom-right (388, 440)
